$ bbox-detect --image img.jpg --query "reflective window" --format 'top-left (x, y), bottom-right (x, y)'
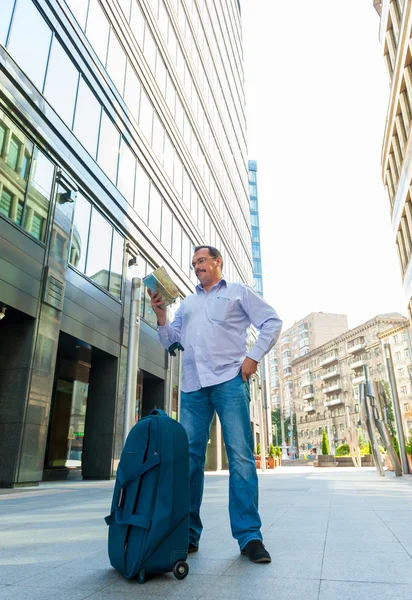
top-left (250, 212), bottom-right (259, 227)
top-left (117, 0), bottom-right (132, 20)
top-left (23, 149), bottom-right (55, 241)
top-left (151, 111), bottom-right (164, 162)
top-left (148, 185), bottom-right (161, 239)
top-left (143, 28), bottom-right (157, 73)
top-left (117, 139), bottom-right (136, 204)
top-left (86, 0), bottom-right (110, 64)
top-left (0, 0), bottom-right (15, 46)
top-left (65, 0), bottom-right (89, 30)
top-left (0, 111), bottom-right (33, 230)
top-left (73, 78), bottom-right (101, 157)
top-left (181, 230), bottom-right (190, 272)
top-left (174, 155), bottom-right (183, 197)
top-left (130, 0), bottom-right (145, 48)
top-left (106, 30), bottom-right (126, 94)
top-left (124, 62), bottom-right (141, 123)
top-left (7, 0), bottom-right (52, 90)
top-left (43, 38), bottom-right (79, 127)
top-left (86, 208), bottom-right (112, 288)
top-left (139, 89), bottom-right (153, 141)
top-left (97, 111), bottom-right (120, 183)
top-left (109, 230), bottom-right (124, 299)
top-left (70, 193), bottom-right (91, 272)
top-left (155, 54), bottom-right (167, 97)
top-left (161, 201), bottom-right (172, 253)
top-left (172, 216), bottom-right (181, 265)
top-left (163, 134), bottom-right (174, 180)
top-left (134, 160), bottom-right (150, 222)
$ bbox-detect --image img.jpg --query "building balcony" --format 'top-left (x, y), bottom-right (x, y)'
top-left (319, 352), bottom-right (338, 367)
top-left (352, 374), bottom-right (366, 386)
top-left (300, 367), bottom-right (310, 375)
top-left (323, 383), bottom-right (342, 394)
top-left (301, 378), bottom-right (313, 388)
top-left (303, 391), bottom-right (315, 400)
top-left (350, 358), bottom-right (366, 369)
top-left (347, 340), bottom-right (366, 354)
top-left (320, 369), bottom-right (340, 381)
top-left (324, 398), bottom-right (344, 408)
top-left (304, 404), bottom-right (316, 412)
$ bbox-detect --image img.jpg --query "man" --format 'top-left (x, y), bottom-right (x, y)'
top-left (149, 245), bottom-right (282, 563)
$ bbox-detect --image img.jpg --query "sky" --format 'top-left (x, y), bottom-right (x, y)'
top-left (241, 0), bottom-right (408, 331)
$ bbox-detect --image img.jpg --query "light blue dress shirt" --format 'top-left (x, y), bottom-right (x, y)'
top-left (158, 278), bottom-right (282, 393)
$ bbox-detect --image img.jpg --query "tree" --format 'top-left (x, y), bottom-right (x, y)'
top-left (322, 429), bottom-right (330, 455)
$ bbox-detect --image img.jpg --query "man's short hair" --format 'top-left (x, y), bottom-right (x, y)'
top-left (193, 245), bottom-right (223, 268)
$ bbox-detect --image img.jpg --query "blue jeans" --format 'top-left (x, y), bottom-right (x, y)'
top-left (180, 373), bottom-right (262, 550)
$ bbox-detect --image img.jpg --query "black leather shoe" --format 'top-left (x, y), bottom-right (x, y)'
top-left (188, 542), bottom-right (199, 553)
top-left (241, 540), bottom-right (271, 563)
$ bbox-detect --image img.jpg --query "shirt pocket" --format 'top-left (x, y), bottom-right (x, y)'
top-left (208, 297), bottom-right (234, 322)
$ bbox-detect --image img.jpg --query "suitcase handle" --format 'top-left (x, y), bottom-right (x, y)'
top-left (168, 342), bottom-right (184, 356)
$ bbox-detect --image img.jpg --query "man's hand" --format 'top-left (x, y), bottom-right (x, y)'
top-left (148, 290), bottom-right (167, 326)
top-left (241, 357), bottom-right (258, 382)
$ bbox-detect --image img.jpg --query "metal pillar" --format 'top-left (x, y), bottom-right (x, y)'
top-left (123, 277), bottom-right (142, 444)
top-left (384, 343), bottom-right (409, 474)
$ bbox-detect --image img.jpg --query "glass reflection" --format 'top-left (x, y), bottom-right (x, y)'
top-left (23, 149), bottom-right (55, 242)
top-left (73, 78), bottom-right (101, 158)
top-left (86, 208), bottom-right (112, 288)
top-left (0, 0), bottom-right (15, 46)
top-left (109, 230), bottom-right (124, 299)
top-left (0, 111), bottom-right (33, 230)
top-left (117, 139), bottom-right (136, 204)
top-left (7, 0), bottom-right (52, 91)
top-left (43, 38), bottom-right (79, 127)
top-left (65, 0), bottom-right (90, 30)
top-left (97, 111), bottom-right (120, 183)
top-left (70, 193), bottom-right (91, 272)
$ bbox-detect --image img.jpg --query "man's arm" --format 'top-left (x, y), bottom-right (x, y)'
top-left (240, 284), bottom-right (283, 365)
top-left (149, 290), bottom-right (183, 348)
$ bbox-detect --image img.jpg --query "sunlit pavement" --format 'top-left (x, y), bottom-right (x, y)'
top-left (1, 467), bottom-right (412, 599)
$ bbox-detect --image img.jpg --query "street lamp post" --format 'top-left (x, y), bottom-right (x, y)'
top-left (123, 276), bottom-right (142, 445)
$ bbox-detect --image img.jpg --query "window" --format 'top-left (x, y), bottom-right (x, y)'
top-left (65, 0), bottom-right (89, 29)
top-left (43, 38), bottom-right (79, 127)
top-left (73, 79), bottom-right (101, 158)
top-left (117, 139), bottom-right (136, 205)
top-left (134, 160), bottom-right (150, 222)
top-left (130, 0), bottom-right (145, 48)
top-left (250, 213), bottom-right (259, 227)
top-left (86, 208), bottom-right (112, 288)
top-left (172, 216), bottom-right (182, 265)
top-left (97, 111), bottom-right (120, 183)
top-left (401, 386), bottom-right (408, 395)
top-left (109, 230), bottom-right (124, 299)
top-left (406, 349), bottom-right (410, 359)
top-left (86, 0), bottom-right (110, 64)
top-left (161, 201), bottom-right (172, 253)
top-left (23, 148), bottom-right (55, 242)
top-left (7, 0), bottom-right (52, 90)
top-left (1, 0), bottom-right (15, 46)
top-left (375, 348), bottom-right (380, 356)
top-left (106, 29), bottom-right (126, 94)
top-left (124, 62), bottom-right (141, 123)
top-left (252, 242), bottom-right (260, 258)
top-left (70, 193), bottom-right (91, 272)
top-left (148, 185), bottom-right (162, 239)
top-left (394, 334), bottom-right (399, 344)
top-left (139, 90), bottom-right (153, 141)
top-left (181, 230), bottom-right (190, 273)
top-left (398, 368), bottom-right (405, 378)
top-left (396, 351), bottom-right (402, 361)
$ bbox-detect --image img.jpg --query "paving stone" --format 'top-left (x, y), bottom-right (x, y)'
top-left (319, 580), bottom-right (412, 600)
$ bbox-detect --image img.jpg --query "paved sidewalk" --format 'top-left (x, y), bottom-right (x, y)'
top-left (1, 467), bottom-right (412, 599)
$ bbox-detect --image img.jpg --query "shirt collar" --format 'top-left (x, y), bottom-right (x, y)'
top-left (196, 276), bottom-right (227, 294)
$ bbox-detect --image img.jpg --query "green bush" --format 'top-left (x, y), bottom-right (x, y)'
top-left (269, 444), bottom-right (275, 458)
top-left (392, 436), bottom-right (400, 459)
top-left (256, 443), bottom-right (261, 457)
top-left (321, 429), bottom-right (330, 455)
top-left (405, 437), bottom-right (412, 456)
top-left (275, 446), bottom-right (282, 458)
top-left (335, 443), bottom-right (350, 456)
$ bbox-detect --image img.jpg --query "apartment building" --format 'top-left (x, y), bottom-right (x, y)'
top-left (0, 0), bottom-right (253, 485)
top-left (293, 313), bottom-right (411, 456)
top-left (374, 0), bottom-right (412, 322)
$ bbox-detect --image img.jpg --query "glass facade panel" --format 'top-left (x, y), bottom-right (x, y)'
top-left (23, 149), bottom-right (54, 242)
top-left (106, 29), bottom-right (126, 94)
top-left (96, 111), bottom-right (120, 183)
top-left (7, 0), bottom-right (52, 91)
top-left (148, 185), bottom-right (161, 239)
top-left (86, 208), bottom-right (112, 288)
top-left (65, 0), bottom-right (89, 30)
top-left (43, 38), bottom-right (79, 128)
top-left (124, 62), bottom-right (141, 123)
top-left (86, 0), bottom-right (110, 64)
top-left (181, 230), bottom-right (190, 273)
top-left (134, 160), bottom-right (150, 222)
top-left (117, 139), bottom-right (136, 204)
top-left (0, 0), bottom-right (15, 46)
top-left (151, 111), bottom-right (164, 162)
top-left (139, 89), bottom-right (153, 141)
top-left (70, 193), bottom-right (91, 272)
top-left (161, 201), bottom-right (172, 253)
top-left (172, 216), bottom-right (182, 265)
top-left (118, 0), bottom-right (132, 20)
top-left (73, 78), bottom-right (101, 158)
top-left (109, 230), bottom-right (124, 299)
top-left (130, 0), bottom-right (145, 48)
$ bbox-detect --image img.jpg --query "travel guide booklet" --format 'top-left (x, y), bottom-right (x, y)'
top-left (142, 266), bottom-right (179, 307)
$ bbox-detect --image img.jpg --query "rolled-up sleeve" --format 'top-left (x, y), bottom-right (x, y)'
top-left (157, 306), bottom-right (183, 349)
top-left (240, 285), bottom-right (282, 363)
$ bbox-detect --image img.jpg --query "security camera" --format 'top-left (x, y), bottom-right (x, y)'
top-left (0, 307), bottom-right (6, 321)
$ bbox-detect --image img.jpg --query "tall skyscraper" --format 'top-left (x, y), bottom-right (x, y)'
top-left (0, 0), bottom-right (252, 486)
top-left (248, 160), bottom-right (263, 296)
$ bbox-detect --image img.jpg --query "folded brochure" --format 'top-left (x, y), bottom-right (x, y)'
top-left (142, 266), bottom-right (179, 306)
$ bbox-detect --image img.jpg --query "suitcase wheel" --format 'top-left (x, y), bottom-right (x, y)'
top-left (173, 560), bottom-right (189, 580)
top-left (137, 570), bottom-right (146, 584)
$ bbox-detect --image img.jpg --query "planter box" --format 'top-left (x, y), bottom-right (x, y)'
top-left (315, 454), bottom-right (338, 468)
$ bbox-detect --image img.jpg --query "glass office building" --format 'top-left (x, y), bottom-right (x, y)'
top-left (0, 0), bottom-right (252, 486)
top-left (248, 160), bottom-right (263, 296)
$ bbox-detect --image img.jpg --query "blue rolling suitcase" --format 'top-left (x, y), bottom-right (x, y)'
top-left (105, 409), bottom-right (190, 583)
